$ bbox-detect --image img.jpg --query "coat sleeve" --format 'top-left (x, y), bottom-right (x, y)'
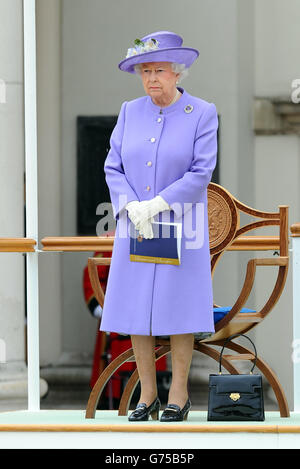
top-left (158, 103), bottom-right (219, 219)
top-left (104, 101), bottom-right (139, 221)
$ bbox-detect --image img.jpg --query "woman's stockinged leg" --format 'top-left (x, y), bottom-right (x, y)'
top-left (131, 335), bottom-right (157, 406)
top-left (168, 333), bottom-right (194, 408)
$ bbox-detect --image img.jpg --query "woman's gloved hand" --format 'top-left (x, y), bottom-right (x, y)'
top-left (133, 196), bottom-right (170, 230)
top-left (125, 200), bottom-right (141, 228)
top-left (125, 201), bottom-right (153, 238)
top-left (125, 196), bottom-right (170, 237)
top-left (125, 201), bottom-right (154, 239)
top-left (137, 218), bottom-right (155, 239)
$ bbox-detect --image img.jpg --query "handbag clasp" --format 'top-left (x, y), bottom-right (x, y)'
top-left (229, 393), bottom-right (241, 401)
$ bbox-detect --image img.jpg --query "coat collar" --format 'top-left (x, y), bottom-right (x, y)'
top-left (146, 86), bottom-right (191, 115)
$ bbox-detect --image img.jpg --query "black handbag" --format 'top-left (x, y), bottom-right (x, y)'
top-left (207, 334), bottom-right (265, 421)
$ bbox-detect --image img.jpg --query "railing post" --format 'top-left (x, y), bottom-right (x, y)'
top-left (291, 223), bottom-right (300, 412)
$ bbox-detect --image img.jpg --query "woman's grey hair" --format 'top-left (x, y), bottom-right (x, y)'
top-left (134, 62), bottom-right (189, 83)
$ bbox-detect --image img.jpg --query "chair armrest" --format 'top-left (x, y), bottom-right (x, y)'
top-left (245, 256), bottom-right (289, 318)
top-left (214, 256), bottom-right (289, 330)
top-left (250, 256), bottom-right (288, 267)
top-left (87, 257), bottom-right (112, 308)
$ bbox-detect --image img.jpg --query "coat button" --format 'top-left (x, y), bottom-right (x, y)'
top-left (146, 186), bottom-right (151, 191)
top-left (150, 137), bottom-right (156, 143)
top-left (147, 161), bottom-right (152, 167)
top-left (157, 118), bottom-right (162, 123)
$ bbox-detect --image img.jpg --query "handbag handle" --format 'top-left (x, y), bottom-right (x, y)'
top-left (219, 333), bottom-right (258, 374)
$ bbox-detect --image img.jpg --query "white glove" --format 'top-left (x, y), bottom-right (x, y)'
top-left (125, 200), bottom-right (144, 229)
top-left (138, 218), bottom-right (154, 239)
top-left (126, 201), bottom-right (154, 239)
top-left (133, 196), bottom-right (170, 230)
top-left (93, 304), bottom-right (103, 319)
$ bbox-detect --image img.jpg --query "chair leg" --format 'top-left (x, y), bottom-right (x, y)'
top-left (85, 347), bottom-right (136, 419)
top-left (223, 341), bottom-right (290, 418)
top-left (193, 342), bottom-right (241, 374)
top-left (118, 368), bottom-right (140, 416)
top-left (118, 345), bottom-right (170, 416)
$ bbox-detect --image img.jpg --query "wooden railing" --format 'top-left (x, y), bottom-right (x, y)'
top-left (0, 234), bottom-right (291, 253)
top-left (40, 235), bottom-right (285, 252)
top-left (0, 238), bottom-right (36, 252)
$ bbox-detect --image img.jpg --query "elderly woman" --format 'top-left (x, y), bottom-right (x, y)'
top-left (99, 31), bottom-right (219, 422)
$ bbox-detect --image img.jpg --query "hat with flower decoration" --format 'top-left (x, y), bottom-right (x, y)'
top-left (118, 31), bottom-right (199, 74)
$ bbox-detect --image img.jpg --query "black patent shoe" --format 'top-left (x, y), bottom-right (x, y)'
top-left (160, 398), bottom-right (192, 422)
top-left (128, 397), bottom-right (161, 421)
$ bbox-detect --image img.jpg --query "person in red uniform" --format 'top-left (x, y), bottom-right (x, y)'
top-left (83, 233), bottom-right (167, 408)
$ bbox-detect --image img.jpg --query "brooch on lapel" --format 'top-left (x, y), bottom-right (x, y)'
top-left (184, 104), bottom-right (194, 114)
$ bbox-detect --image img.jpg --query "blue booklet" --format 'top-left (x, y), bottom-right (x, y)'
top-left (130, 221), bottom-right (182, 266)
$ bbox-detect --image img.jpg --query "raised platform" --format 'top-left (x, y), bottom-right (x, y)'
top-left (0, 410), bottom-right (299, 449)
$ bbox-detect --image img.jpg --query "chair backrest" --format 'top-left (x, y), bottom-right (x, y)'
top-left (208, 183), bottom-right (240, 256)
top-left (205, 183), bottom-right (289, 342)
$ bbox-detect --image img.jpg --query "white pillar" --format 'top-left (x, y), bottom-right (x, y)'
top-left (23, 0), bottom-right (41, 411)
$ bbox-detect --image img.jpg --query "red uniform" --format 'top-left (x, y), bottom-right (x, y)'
top-left (83, 246), bottom-right (167, 400)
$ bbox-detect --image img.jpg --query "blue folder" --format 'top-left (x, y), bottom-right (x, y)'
top-left (130, 221), bottom-right (182, 265)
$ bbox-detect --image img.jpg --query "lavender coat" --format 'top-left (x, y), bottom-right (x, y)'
top-left (99, 87), bottom-right (219, 337)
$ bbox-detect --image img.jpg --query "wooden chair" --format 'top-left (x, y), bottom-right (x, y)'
top-left (85, 183), bottom-right (290, 419)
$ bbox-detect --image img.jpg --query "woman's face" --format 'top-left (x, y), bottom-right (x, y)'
top-left (139, 62), bottom-right (180, 101)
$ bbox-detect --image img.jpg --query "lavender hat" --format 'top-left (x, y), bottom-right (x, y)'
top-left (118, 31), bottom-right (199, 74)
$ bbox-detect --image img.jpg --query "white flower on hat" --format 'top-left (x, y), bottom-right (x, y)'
top-left (126, 48), bottom-right (138, 58)
top-left (125, 38), bottom-right (159, 59)
top-left (144, 39), bottom-right (157, 51)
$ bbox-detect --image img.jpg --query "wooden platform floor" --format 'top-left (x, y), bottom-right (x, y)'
top-left (0, 410), bottom-right (299, 448)
top-left (0, 409), bottom-right (298, 432)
